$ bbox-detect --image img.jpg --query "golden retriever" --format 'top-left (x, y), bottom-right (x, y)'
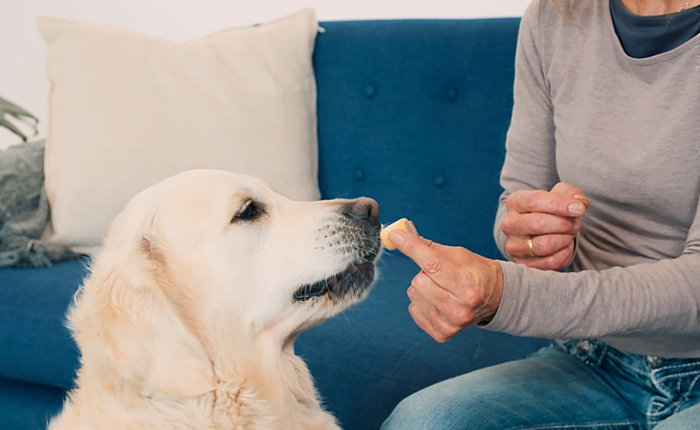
top-left (49, 169), bottom-right (381, 430)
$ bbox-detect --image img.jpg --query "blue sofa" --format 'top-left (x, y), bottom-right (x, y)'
top-left (0, 18), bottom-right (549, 430)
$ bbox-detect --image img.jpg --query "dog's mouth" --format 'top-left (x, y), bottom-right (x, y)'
top-left (293, 261), bottom-right (375, 302)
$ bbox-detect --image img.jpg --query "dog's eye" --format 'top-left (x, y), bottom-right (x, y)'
top-left (233, 200), bottom-right (262, 222)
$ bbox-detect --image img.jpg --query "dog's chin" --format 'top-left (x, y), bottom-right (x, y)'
top-left (293, 262), bottom-right (375, 304)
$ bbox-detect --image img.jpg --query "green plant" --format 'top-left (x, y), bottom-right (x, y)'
top-left (0, 96), bottom-right (39, 142)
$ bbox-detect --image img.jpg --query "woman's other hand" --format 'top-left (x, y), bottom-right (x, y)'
top-left (500, 182), bottom-right (589, 270)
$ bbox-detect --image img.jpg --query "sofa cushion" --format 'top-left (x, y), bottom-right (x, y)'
top-left (0, 378), bottom-right (64, 430)
top-left (39, 9), bottom-right (321, 253)
top-left (313, 19), bottom-right (520, 258)
top-left (0, 259), bottom-right (83, 389)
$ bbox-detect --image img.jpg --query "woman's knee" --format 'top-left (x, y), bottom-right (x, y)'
top-left (382, 386), bottom-right (472, 430)
top-left (381, 373), bottom-right (502, 430)
top-left (381, 347), bottom-right (585, 430)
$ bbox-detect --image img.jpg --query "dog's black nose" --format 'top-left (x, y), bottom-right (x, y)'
top-left (344, 198), bottom-right (380, 226)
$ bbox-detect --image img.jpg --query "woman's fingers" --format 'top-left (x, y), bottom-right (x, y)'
top-left (551, 182), bottom-right (590, 208)
top-left (513, 241), bottom-right (575, 270)
top-left (505, 233), bottom-right (574, 259)
top-left (407, 288), bottom-right (459, 343)
top-left (501, 183), bottom-right (588, 270)
top-left (411, 272), bottom-right (452, 305)
top-left (501, 212), bottom-right (580, 237)
top-left (390, 230), bottom-right (453, 290)
top-left (506, 189), bottom-right (587, 218)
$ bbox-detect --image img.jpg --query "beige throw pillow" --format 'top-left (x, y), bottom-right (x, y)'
top-left (38, 10), bottom-right (320, 252)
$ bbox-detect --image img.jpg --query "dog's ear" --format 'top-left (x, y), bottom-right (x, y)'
top-left (68, 232), bottom-right (215, 397)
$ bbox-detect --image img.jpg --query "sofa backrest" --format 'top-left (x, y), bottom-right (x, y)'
top-left (313, 19), bottom-right (520, 258)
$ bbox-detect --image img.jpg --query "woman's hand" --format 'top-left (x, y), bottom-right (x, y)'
top-left (389, 231), bottom-right (504, 343)
top-left (500, 182), bottom-right (589, 270)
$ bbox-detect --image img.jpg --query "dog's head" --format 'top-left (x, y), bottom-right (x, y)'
top-left (72, 169), bottom-right (380, 395)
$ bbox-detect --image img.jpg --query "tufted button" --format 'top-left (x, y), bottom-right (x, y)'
top-left (447, 88), bottom-right (459, 101)
top-left (433, 174), bottom-right (447, 188)
top-left (579, 340), bottom-right (592, 351)
top-left (364, 85), bottom-right (377, 98)
top-left (354, 168), bottom-right (365, 181)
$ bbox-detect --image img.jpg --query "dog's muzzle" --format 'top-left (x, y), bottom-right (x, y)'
top-left (293, 261), bottom-right (375, 302)
top-left (293, 198), bottom-right (380, 302)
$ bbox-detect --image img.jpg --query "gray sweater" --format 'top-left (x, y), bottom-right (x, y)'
top-left (488, 0), bottom-right (700, 358)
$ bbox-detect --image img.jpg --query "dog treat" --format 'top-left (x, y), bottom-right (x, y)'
top-left (381, 218), bottom-right (418, 250)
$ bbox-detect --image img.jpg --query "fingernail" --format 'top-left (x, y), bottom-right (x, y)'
top-left (573, 194), bottom-right (589, 206)
top-left (568, 202), bottom-right (585, 215)
top-left (389, 231), bottom-right (405, 246)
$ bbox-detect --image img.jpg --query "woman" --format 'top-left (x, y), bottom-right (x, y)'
top-left (382, 0), bottom-right (700, 429)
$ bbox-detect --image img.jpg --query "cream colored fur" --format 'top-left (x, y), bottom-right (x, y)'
top-left (49, 170), bottom-right (377, 430)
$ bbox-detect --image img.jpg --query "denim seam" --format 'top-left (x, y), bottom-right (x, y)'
top-left (648, 407), bottom-right (675, 417)
top-left (656, 370), bottom-right (700, 381)
top-left (647, 398), bottom-right (666, 427)
top-left (650, 372), bottom-right (675, 399)
top-left (648, 399), bottom-right (665, 411)
top-left (646, 398), bottom-right (690, 423)
top-left (673, 398), bottom-right (685, 415)
top-left (647, 401), bottom-right (685, 425)
top-left (686, 373), bottom-right (700, 394)
top-left (654, 362), bottom-right (700, 371)
top-left (507, 420), bottom-right (641, 430)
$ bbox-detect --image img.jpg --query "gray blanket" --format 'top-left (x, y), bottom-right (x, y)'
top-left (0, 140), bottom-right (75, 267)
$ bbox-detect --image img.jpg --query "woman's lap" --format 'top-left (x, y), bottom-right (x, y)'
top-left (382, 343), bottom-right (644, 430)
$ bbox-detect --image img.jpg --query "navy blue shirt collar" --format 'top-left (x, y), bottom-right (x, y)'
top-left (610, 0), bottom-right (700, 58)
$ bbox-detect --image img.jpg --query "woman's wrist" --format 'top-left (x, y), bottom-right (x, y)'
top-left (479, 258), bottom-right (504, 324)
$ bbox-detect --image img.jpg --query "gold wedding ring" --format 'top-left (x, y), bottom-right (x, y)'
top-left (526, 238), bottom-right (536, 257)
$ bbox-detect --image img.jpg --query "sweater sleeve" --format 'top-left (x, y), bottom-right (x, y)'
top-left (485, 194), bottom-right (700, 338)
top-left (493, 0), bottom-right (560, 259)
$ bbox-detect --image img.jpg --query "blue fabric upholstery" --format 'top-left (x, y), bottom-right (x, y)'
top-left (0, 379), bottom-right (64, 430)
top-left (0, 259), bottom-right (83, 389)
top-left (0, 18), bottom-right (548, 430)
top-left (315, 19), bottom-right (520, 257)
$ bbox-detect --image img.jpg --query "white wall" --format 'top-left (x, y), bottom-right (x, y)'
top-left (0, 0), bottom-right (530, 148)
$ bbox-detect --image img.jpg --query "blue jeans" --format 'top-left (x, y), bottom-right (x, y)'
top-left (382, 340), bottom-right (700, 429)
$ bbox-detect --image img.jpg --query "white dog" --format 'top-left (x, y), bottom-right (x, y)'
top-left (49, 169), bottom-right (381, 430)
